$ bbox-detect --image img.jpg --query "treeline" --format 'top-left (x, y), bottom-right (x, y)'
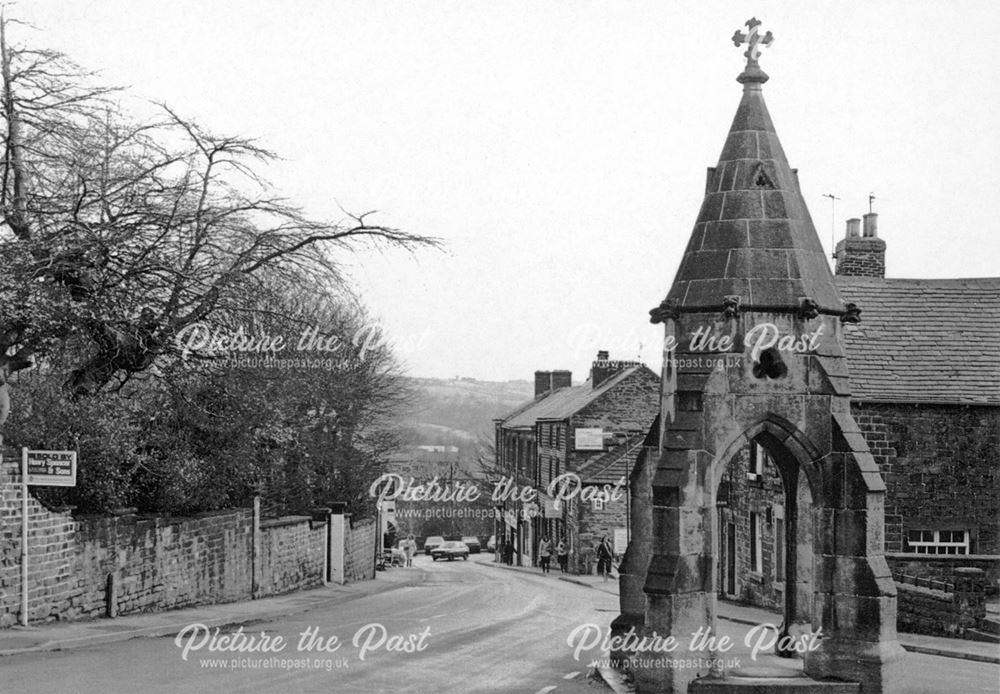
top-left (0, 18), bottom-right (436, 516)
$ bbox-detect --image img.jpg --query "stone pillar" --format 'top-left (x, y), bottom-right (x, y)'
top-left (328, 502), bottom-right (347, 585)
top-left (804, 417), bottom-right (907, 694)
top-left (953, 567), bottom-right (986, 634)
top-left (611, 442), bottom-right (657, 667)
top-left (251, 495), bottom-right (261, 599)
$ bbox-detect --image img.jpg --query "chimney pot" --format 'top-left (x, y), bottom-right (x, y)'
top-left (862, 212), bottom-right (878, 238)
top-left (596, 350), bottom-right (609, 361)
top-left (846, 218), bottom-right (861, 239)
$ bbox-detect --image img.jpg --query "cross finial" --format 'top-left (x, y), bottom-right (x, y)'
top-left (732, 17), bottom-right (774, 84)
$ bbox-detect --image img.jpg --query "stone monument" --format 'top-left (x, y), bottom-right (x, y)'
top-left (613, 18), bottom-right (906, 694)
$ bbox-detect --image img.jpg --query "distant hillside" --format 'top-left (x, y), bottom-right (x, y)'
top-left (397, 377), bottom-right (534, 446)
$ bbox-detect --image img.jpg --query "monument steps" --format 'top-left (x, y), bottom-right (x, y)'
top-left (689, 676), bottom-right (860, 694)
top-left (977, 614), bottom-right (1000, 636)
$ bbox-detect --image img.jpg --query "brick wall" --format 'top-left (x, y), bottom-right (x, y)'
top-left (834, 237), bottom-right (886, 277)
top-left (344, 516), bottom-right (376, 583)
top-left (852, 402), bottom-right (1000, 554)
top-left (1, 456), bottom-right (376, 628)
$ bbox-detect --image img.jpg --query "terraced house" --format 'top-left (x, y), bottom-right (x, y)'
top-left (494, 352), bottom-right (659, 572)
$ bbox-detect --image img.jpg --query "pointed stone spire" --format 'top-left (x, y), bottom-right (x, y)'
top-left (660, 18), bottom-right (844, 317)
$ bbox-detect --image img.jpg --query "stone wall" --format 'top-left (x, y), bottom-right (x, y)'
top-left (575, 494), bottom-right (627, 574)
top-left (81, 510), bottom-right (254, 621)
top-left (257, 516), bottom-right (326, 597)
top-left (894, 568), bottom-right (987, 638)
top-left (852, 402), bottom-right (1000, 554)
top-left (887, 553), bottom-right (1000, 594)
top-left (718, 442), bottom-right (785, 610)
top-left (344, 516), bottom-right (376, 583)
top-left (0, 457), bottom-right (376, 628)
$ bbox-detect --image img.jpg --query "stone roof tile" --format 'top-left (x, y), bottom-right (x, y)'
top-left (837, 276), bottom-right (1000, 406)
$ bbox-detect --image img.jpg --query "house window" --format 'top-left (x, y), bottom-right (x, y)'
top-left (775, 518), bottom-right (785, 582)
top-left (748, 442), bottom-right (767, 482)
top-left (750, 512), bottom-right (762, 573)
top-left (593, 496), bottom-right (605, 511)
top-left (906, 530), bottom-right (969, 555)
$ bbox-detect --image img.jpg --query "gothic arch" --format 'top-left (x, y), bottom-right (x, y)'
top-left (710, 414), bottom-right (824, 508)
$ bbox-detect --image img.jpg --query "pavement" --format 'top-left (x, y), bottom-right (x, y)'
top-left (0, 567), bottom-right (423, 658)
top-left (486, 559), bottom-right (1000, 666)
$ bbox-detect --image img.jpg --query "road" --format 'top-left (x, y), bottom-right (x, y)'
top-left (0, 553), bottom-right (997, 693)
top-left (0, 553), bottom-right (616, 694)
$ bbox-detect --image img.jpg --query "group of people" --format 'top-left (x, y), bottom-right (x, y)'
top-left (395, 533), bottom-right (617, 579)
top-left (536, 534), bottom-right (615, 580)
top-left (535, 536), bottom-right (570, 573)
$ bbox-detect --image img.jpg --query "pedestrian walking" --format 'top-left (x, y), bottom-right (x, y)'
top-left (556, 540), bottom-right (568, 573)
top-left (596, 535), bottom-right (614, 582)
top-left (401, 534), bottom-right (417, 567)
top-left (538, 536), bottom-right (552, 573)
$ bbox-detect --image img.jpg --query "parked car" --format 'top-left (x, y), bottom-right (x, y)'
top-left (423, 536), bottom-right (445, 555)
top-left (461, 536), bottom-right (482, 553)
top-left (431, 541), bottom-right (470, 561)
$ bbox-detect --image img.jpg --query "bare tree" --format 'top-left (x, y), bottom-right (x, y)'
top-left (0, 15), bottom-right (438, 427)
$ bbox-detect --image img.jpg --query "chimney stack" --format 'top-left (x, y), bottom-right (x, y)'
top-left (534, 371), bottom-right (552, 397)
top-left (590, 350), bottom-right (641, 389)
top-left (551, 370), bottom-right (572, 390)
top-left (535, 369), bottom-right (572, 397)
top-left (835, 214), bottom-right (886, 278)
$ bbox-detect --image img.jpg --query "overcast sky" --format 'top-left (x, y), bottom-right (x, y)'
top-left (21, 1), bottom-right (1000, 381)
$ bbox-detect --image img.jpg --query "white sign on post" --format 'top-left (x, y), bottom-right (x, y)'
top-left (24, 450), bottom-right (77, 486)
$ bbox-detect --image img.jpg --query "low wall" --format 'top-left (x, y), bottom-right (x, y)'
top-left (887, 553), bottom-right (1000, 593)
top-left (344, 516), bottom-right (376, 583)
top-left (79, 510), bottom-right (254, 621)
top-left (257, 515), bottom-right (327, 597)
top-left (0, 458), bottom-right (376, 628)
top-left (894, 568), bottom-right (987, 639)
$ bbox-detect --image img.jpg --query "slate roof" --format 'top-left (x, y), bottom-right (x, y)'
top-left (499, 367), bottom-right (645, 429)
top-left (666, 72), bottom-right (844, 312)
top-left (576, 434), bottom-right (645, 485)
top-left (837, 276), bottom-right (1000, 406)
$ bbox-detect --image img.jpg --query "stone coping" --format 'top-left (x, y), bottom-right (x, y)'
top-left (259, 514), bottom-right (312, 529)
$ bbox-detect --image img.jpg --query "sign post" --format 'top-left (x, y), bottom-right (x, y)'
top-left (19, 448), bottom-right (77, 626)
top-left (20, 449), bottom-right (26, 626)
